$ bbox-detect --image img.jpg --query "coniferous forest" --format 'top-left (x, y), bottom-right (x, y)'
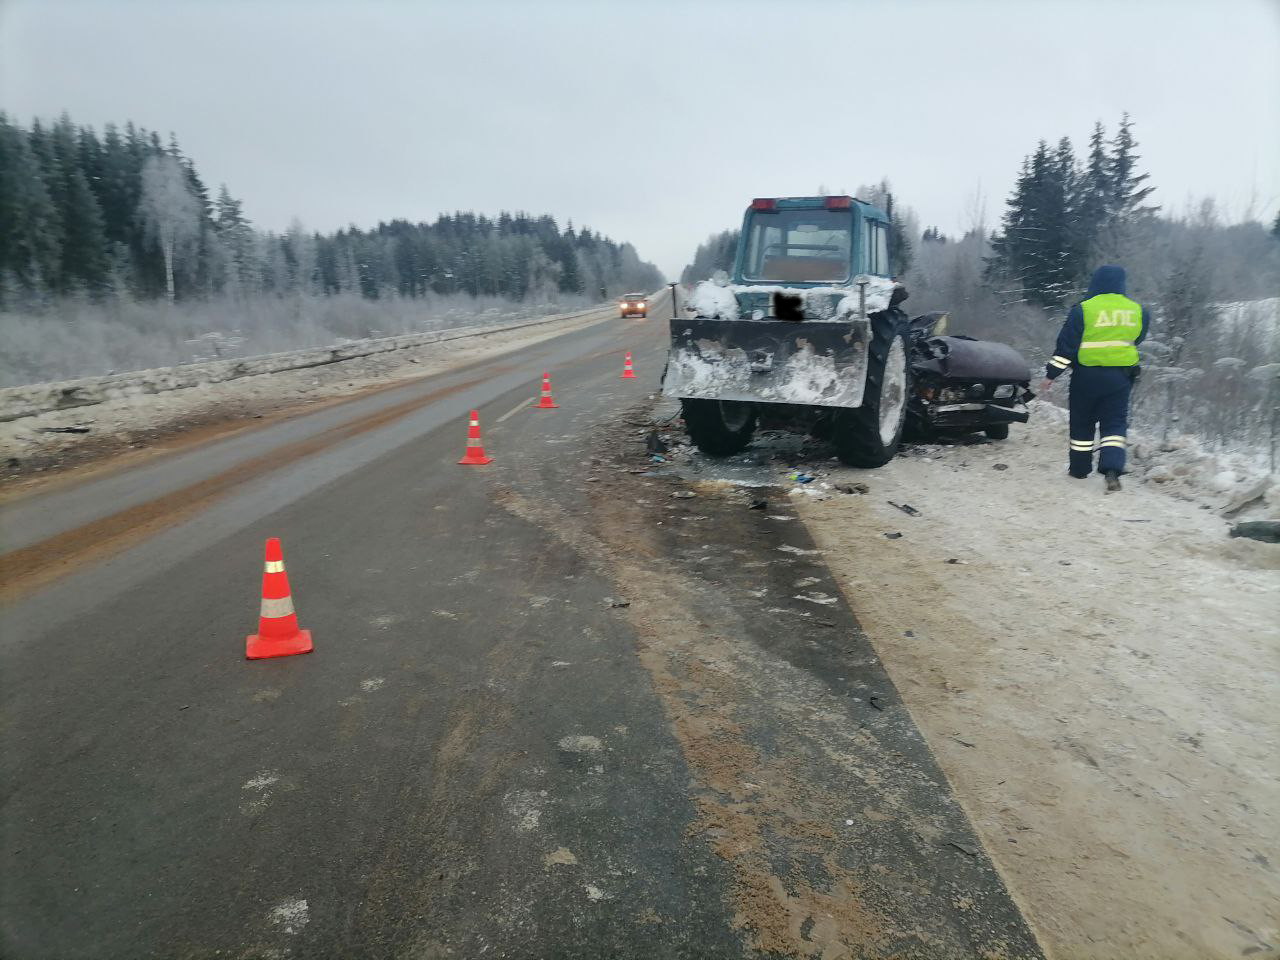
top-left (0, 113), bottom-right (663, 384)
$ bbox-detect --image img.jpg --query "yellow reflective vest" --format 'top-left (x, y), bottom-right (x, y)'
top-left (1079, 293), bottom-right (1142, 367)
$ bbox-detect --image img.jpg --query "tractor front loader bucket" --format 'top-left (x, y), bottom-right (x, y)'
top-left (662, 316), bottom-right (871, 408)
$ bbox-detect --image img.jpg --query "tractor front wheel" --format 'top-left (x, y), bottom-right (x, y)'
top-left (681, 398), bottom-right (757, 457)
top-left (832, 313), bottom-right (911, 468)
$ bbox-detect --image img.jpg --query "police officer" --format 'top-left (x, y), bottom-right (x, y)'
top-left (1039, 265), bottom-right (1148, 492)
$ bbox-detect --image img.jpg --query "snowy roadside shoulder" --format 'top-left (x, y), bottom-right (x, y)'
top-left (786, 418), bottom-right (1279, 959)
top-left (0, 306), bottom-right (611, 485)
top-left (645, 400), bottom-right (1278, 958)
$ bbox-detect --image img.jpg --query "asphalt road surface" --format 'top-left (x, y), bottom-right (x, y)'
top-left (1, 291), bottom-right (1043, 959)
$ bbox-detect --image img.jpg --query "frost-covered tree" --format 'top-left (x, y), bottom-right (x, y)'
top-left (213, 184), bottom-right (256, 295)
top-left (682, 229), bottom-right (739, 284)
top-left (139, 154), bottom-right (200, 302)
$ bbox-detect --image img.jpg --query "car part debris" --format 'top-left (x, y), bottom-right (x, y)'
top-left (748, 498), bottom-right (768, 510)
top-left (888, 501), bottom-right (921, 517)
top-left (992, 463), bottom-right (1009, 471)
top-left (645, 430), bottom-right (668, 454)
top-left (884, 532), bottom-right (903, 539)
top-left (671, 490), bottom-right (696, 499)
top-left (1229, 520), bottom-right (1280, 543)
top-left (36, 425), bottom-right (91, 434)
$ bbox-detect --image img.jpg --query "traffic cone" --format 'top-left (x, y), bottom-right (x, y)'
top-left (534, 372), bottom-right (559, 409)
top-left (457, 409), bottom-right (493, 465)
top-left (621, 352), bottom-right (636, 379)
top-left (246, 538), bottom-right (313, 660)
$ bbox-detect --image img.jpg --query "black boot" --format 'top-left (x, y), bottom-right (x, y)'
top-left (1104, 470), bottom-right (1122, 493)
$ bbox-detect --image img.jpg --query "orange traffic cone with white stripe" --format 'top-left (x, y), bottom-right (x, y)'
top-left (534, 372), bottom-right (559, 409)
top-left (621, 352), bottom-right (636, 379)
top-left (457, 409), bottom-right (492, 465)
top-left (246, 538), bottom-right (313, 660)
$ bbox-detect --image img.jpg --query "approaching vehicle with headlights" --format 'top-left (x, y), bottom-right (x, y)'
top-left (619, 293), bottom-right (648, 318)
top-left (906, 312), bottom-right (1032, 441)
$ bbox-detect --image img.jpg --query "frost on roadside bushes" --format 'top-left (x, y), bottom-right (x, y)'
top-left (0, 291), bottom-right (595, 388)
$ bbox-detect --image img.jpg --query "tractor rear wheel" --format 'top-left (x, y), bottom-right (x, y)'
top-left (681, 398), bottom-right (757, 457)
top-left (832, 312), bottom-right (911, 468)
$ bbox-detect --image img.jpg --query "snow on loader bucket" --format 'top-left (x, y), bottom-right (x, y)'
top-left (664, 316), bottom-right (870, 408)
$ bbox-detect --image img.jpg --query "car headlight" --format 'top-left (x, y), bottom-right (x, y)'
top-left (993, 384), bottom-right (1015, 399)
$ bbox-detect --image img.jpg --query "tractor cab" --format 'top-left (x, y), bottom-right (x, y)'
top-left (735, 196), bottom-right (891, 287)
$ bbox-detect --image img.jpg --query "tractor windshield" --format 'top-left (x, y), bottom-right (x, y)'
top-left (741, 209), bottom-right (853, 283)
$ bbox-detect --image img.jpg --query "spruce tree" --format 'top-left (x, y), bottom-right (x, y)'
top-left (1074, 121), bottom-right (1111, 258)
top-left (1108, 113), bottom-right (1159, 221)
top-left (0, 113), bottom-right (61, 296)
top-left (49, 115), bottom-right (109, 294)
top-left (214, 184), bottom-right (256, 292)
top-left (885, 192), bottom-right (914, 276)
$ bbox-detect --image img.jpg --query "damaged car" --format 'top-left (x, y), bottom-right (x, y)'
top-left (907, 312), bottom-right (1033, 441)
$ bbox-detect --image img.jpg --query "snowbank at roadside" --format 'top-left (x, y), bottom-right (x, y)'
top-left (1029, 399), bottom-right (1278, 516)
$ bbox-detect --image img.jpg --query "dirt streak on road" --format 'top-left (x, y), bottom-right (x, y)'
top-left (0, 369), bottom-right (506, 602)
top-left (490, 400), bottom-right (1044, 959)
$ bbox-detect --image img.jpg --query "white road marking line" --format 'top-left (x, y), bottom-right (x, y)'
top-left (496, 397), bottom-right (532, 423)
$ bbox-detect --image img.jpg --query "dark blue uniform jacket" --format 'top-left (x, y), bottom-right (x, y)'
top-left (1045, 265), bottom-right (1150, 381)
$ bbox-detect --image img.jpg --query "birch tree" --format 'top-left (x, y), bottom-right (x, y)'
top-left (139, 154), bottom-right (199, 302)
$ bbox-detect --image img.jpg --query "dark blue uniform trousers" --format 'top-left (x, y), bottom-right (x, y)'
top-left (1068, 366), bottom-right (1134, 476)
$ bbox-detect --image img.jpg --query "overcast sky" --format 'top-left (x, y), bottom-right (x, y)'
top-left (2, 0), bottom-right (1278, 279)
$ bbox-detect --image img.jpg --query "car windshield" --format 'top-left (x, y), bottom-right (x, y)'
top-left (623, 293), bottom-right (645, 300)
top-left (741, 209), bottom-right (853, 283)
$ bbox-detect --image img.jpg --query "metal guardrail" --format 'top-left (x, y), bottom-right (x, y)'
top-left (0, 303), bottom-right (613, 423)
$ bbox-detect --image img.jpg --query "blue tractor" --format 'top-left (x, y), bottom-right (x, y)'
top-left (665, 195), bottom-right (910, 466)
top-left (664, 195), bottom-right (1031, 467)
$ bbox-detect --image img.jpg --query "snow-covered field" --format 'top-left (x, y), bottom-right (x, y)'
top-left (656, 402), bottom-right (1278, 960)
